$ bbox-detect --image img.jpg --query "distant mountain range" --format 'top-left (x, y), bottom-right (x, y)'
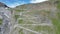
top-left (14, 1), bottom-right (56, 11)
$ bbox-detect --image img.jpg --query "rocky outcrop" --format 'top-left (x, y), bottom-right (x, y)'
top-left (0, 2), bottom-right (11, 34)
top-left (0, 2), bottom-right (8, 8)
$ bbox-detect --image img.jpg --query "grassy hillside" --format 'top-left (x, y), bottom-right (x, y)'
top-left (12, 1), bottom-right (60, 34)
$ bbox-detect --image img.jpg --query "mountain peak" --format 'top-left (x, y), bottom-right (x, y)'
top-left (0, 2), bottom-right (8, 8)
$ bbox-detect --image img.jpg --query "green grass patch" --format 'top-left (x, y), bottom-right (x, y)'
top-left (55, 1), bottom-right (60, 34)
top-left (51, 18), bottom-right (60, 34)
top-left (34, 26), bottom-right (55, 34)
top-left (51, 18), bottom-right (60, 26)
top-left (26, 21), bottom-right (34, 24)
top-left (0, 19), bottom-right (2, 25)
top-left (41, 26), bottom-right (54, 33)
top-left (19, 29), bottom-right (24, 34)
top-left (18, 19), bottom-right (23, 24)
top-left (18, 19), bottom-right (34, 24)
top-left (57, 12), bottom-right (60, 19)
top-left (57, 3), bottom-right (60, 9)
top-left (33, 26), bottom-right (41, 32)
top-left (15, 10), bottom-right (25, 12)
top-left (14, 15), bottom-right (20, 20)
top-left (56, 1), bottom-right (60, 9)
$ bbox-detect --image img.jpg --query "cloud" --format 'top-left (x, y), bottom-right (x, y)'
top-left (1, 0), bottom-right (48, 8)
top-left (30, 0), bottom-right (48, 3)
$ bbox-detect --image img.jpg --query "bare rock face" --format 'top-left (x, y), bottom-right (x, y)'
top-left (0, 2), bottom-right (11, 34)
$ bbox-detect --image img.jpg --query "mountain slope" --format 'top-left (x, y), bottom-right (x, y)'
top-left (12, 1), bottom-right (59, 34)
top-left (15, 1), bottom-right (56, 11)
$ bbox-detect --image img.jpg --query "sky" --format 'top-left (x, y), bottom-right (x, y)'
top-left (0, 0), bottom-right (48, 8)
